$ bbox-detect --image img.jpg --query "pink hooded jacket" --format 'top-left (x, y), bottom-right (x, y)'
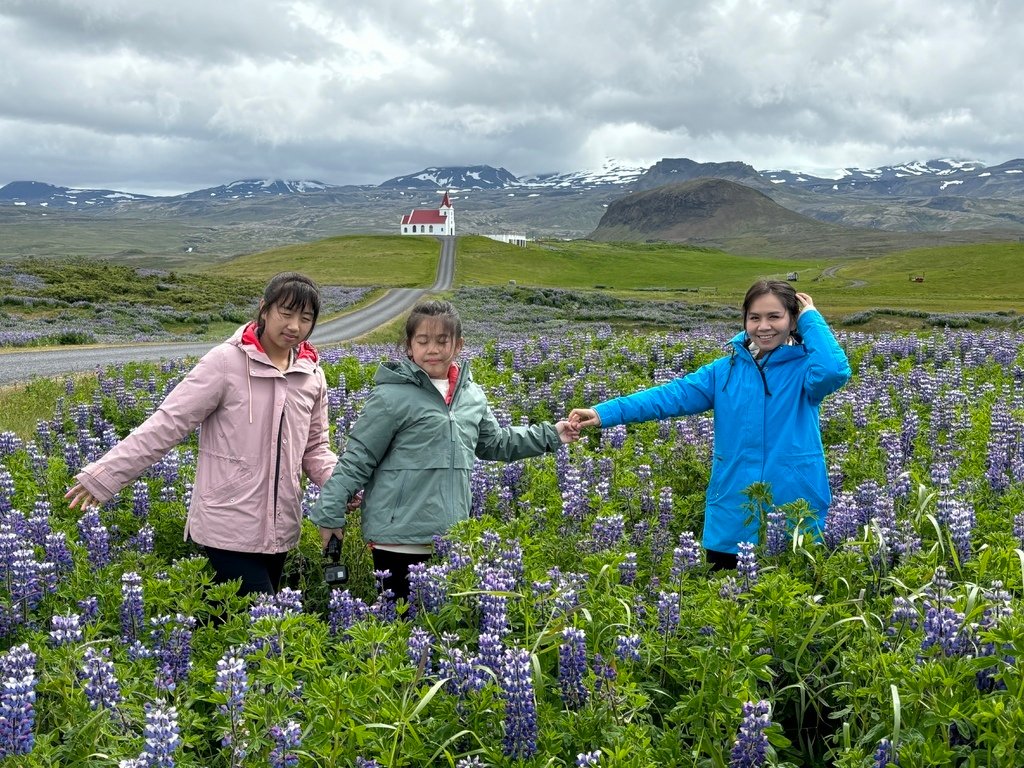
top-left (75, 324), bottom-right (337, 553)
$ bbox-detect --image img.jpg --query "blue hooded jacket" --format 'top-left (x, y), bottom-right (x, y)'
top-left (593, 309), bottom-right (850, 554)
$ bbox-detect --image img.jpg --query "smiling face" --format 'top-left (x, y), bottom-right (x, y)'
top-left (259, 300), bottom-right (315, 361)
top-left (745, 293), bottom-right (797, 356)
top-left (408, 316), bottom-right (464, 378)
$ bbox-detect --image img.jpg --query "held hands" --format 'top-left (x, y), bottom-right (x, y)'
top-left (317, 490), bottom-right (363, 548)
top-left (795, 292), bottom-right (815, 314)
top-left (567, 408), bottom-right (602, 429)
top-left (555, 420), bottom-right (581, 444)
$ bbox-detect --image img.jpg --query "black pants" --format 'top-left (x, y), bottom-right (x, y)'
top-left (371, 548), bottom-right (433, 604)
top-left (205, 546), bottom-right (287, 596)
top-left (706, 548), bottom-right (738, 571)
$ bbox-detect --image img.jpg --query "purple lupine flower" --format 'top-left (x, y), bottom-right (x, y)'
top-left (764, 507), bottom-right (788, 556)
top-left (558, 627), bottom-right (589, 710)
top-left (0, 644), bottom-right (37, 759)
top-left (887, 596), bottom-right (920, 634)
top-left (619, 552), bottom-right (638, 586)
top-left (737, 542), bottom-right (759, 590)
top-left (135, 702), bottom-right (181, 768)
top-left (0, 468), bottom-right (15, 515)
top-left (214, 652), bottom-right (248, 752)
top-left (656, 591), bottom-right (680, 634)
top-left (327, 589), bottom-right (369, 638)
top-left (670, 532), bottom-right (702, 581)
top-left (614, 634), bottom-right (642, 663)
top-left (26, 498), bottom-right (52, 546)
top-left (577, 750), bottom-right (602, 766)
top-left (269, 720), bottom-right (302, 768)
top-left (150, 614), bottom-right (196, 693)
top-left (1014, 512), bottom-right (1024, 548)
top-left (438, 634), bottom-right (484, 701)
top-left (78, 595), bottom-right (100, 624)
top-left (921, 568), bottom-right (971, 658)
top-left (500, 647), bottom-right (538, 759)
top-left (371, 570), bottom-right (397, 623)
top-left (131, 481), bottom-right (150, 519)
top-left (408, 563), bottom-right (449, 616)
top-left (78, 509), bottom-right (111, 568)
top-left (355, 758), bottom-right (381, 768)
top-left (872, 737), bottom-right (898, 767)
top-left (408, 628), bottom-right (434, 676)
top-left (49, 613), bottom-right (83, 646)
top-left (455, 757), bottom-right (485, 768)
top-left (79, 646), bottom-right (122, 711)
top-left (728, 700), bottom-right (772, 768)
top-left (719, 576), bottom-right (741, 601)
top-left (121, 572), bottom-right (145, 646)
top-left (44, 531), bottom-right (74, 574)
top-left (589, 514), bottom-right (625, 551)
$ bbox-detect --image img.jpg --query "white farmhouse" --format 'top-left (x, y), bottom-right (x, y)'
top-left (400, 191), bottom-right (454, 236)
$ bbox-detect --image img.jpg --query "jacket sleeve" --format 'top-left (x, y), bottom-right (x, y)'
top-left (302, 367), bottom-right (339, 487)
top-left (75, 348), bottom-right (226, 502)
top-left (475, 404), bottom-right (561, 462)
top-left (592, 360), bottom-right (718, 428)
top-left (310, 388), bottom-right (400, 529)
top-left (797, 309), bottom-right (851, 404)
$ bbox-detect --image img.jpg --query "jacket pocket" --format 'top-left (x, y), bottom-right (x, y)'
top-left (196, 451), bottom-right (256, 504)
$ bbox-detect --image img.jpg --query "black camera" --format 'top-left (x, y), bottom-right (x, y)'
top-left (323, 534), bottom-right (348, 586)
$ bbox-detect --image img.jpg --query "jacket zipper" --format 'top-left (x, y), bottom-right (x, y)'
top-left (273, 408), bottom-right (285, 522)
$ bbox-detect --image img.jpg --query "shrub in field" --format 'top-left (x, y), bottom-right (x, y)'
top-left (1, 327), bottom-right (1024, 766)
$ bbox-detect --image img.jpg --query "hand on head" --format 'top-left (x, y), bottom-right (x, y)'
top-left (795, 292), bottom-right (815, 313)
top-left (567, 408), bottom-right (602, 429)
top-left (64, 483), bottom-right (99, 511)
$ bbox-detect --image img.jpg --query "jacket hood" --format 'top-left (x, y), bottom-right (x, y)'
top-left (235, 322), bottom-right (320, 364)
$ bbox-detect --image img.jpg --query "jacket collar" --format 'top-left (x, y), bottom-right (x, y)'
top-left (728, 330), bottom-right (806, 362)
top-left (231, 323), bottom-right (319, 373)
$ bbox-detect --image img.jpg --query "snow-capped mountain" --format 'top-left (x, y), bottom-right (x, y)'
top-left (0, 180), bottom-right (154, 208)
top-left (178, 178), bottom-right (346, 201)
top-left (518, 158), bottom-right (647, 190)
top-left (4, 158), bottom-right (1024, 214)
top-left (378, 165), bottom-right (519, 190)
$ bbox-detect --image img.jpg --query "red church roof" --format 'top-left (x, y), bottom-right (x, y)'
top-left (440, 191), bottom-right (451, 207)
top-left (401, 209), bottom-right (448, 225)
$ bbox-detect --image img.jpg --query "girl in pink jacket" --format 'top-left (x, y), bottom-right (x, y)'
top-left (65, 272), bottom-right (338, 595)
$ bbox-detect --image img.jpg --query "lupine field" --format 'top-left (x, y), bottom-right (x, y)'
top-left (1, 324), bottom-right (1023, 767)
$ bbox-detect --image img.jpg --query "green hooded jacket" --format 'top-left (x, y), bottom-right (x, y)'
top-left (312, 357), bottom-right (560, 543)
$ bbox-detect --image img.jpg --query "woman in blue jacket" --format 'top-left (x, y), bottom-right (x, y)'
top-left (568, 281), bottom-right (850, 569)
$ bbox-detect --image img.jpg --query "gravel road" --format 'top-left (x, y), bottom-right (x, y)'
top-left (0, 236), bottom-right (455, 387)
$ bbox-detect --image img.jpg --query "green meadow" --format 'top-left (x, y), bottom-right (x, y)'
top-left (213, 234), bottom-right (1024, 316)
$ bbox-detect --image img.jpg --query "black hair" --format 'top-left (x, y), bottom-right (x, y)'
top-left (255, 272), bottom-right (322, 340)
top-left (403, 300), bottom-right (463, 351)
top-left (742, 279), bottom-right (799, 320)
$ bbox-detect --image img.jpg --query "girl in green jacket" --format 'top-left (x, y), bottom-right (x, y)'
top-left (313, 300), bottom-right (577, 601)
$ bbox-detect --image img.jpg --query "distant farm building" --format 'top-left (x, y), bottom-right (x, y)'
top-left (400, 191), bottom-right (454, 236)
top-left (484, 234), bottom-right (528, 247)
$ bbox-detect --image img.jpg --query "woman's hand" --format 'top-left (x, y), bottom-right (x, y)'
top-left (567, 408), bottom-right (602, 429)
top-left (555, 420), bottom-right (581, 444)
top-left (346, 490), bottom-right (364, 512)
top-left (795, 292), bottom-right (816, 313)
top-left (64, 483), bottom-right (99, 511)
top-left (319, 526), bottom-right (345, 549)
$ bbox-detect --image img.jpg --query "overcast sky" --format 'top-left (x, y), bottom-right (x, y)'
top-left (1, 0), bottom-right (1021, 195)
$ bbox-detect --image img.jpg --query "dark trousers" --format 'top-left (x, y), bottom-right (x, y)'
top-left (205, 546), bottom-right (287, 596)
top-left (706, 548), bottom-right (738, 571)
top-left (371, 548), bottom-right (433, 604)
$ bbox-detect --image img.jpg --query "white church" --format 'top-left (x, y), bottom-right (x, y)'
top-left (400, 191), bottom-right (455, 236)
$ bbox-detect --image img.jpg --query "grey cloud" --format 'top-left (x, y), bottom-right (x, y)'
top-left (0, 0), bottom-right (1022, 193)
